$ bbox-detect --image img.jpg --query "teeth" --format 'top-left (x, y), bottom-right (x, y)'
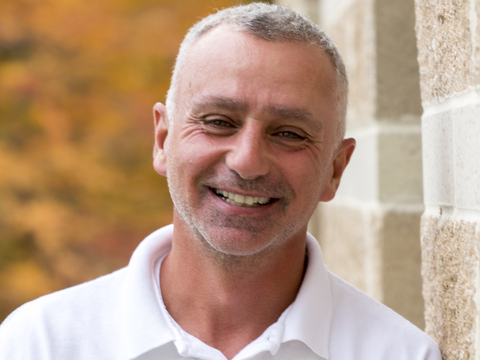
top-left (214, 189), bottom-right (271, 207)
top-left (234, 194), bottom-right (244, 203)
top-left (258, 197), bottom-right (269, 204)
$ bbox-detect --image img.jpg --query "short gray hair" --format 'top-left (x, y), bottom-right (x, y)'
top-left (166, 2), bottom-right (348, 142)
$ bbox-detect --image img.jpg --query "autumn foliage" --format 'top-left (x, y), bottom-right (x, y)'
top-left (0, 0), bottom-right (257, 321)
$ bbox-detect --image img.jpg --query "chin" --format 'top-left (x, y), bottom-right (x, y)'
top-left (198, 226), bottom-right (287, 258)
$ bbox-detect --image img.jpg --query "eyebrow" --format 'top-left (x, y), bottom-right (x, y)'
top-left (266, 105), bottom-right (322, 132)
top-left (193, 96), bottom-right (249, 113)
top-left (192, 95), bottom-right (322, 132)
top-left (266, 105), bottom-right (314, 122)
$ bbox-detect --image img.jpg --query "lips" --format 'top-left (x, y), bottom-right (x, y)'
top-left (213, 188), bottom-right (272, 207)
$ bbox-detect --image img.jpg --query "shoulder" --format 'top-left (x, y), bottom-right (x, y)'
top-left (0, 268), bottom-right (127, 360)
top-left (327, 272), bottom-right (441, 360)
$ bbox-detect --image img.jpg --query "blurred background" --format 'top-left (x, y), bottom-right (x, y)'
top-left (0, 0), bottom-right (259, 322)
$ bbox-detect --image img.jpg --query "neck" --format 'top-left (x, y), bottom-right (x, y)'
top-left (160, 217), bottom-right (307, 360)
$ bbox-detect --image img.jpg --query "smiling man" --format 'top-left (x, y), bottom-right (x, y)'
top-left (0, 3), bottom-right (441, 360)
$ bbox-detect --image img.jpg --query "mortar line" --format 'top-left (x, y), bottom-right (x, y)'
top-left (422, 87), bottom-right (480, 116)
top-left (424, 205), bottom-right (480, 222)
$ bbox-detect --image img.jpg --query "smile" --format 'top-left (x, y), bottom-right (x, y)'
top-left (213, 188), bottom-right (272, 207)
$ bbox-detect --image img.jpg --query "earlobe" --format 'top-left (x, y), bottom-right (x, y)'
top-left (153, 102), bottom-right (169, 177)
top-left (319, 138), bottom-right (356, 202)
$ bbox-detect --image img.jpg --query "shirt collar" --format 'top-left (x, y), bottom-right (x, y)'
top-left (281, 232), bottom-right (332, 359)
top-left (121, 224), bottom-right (176, 360)
top-left (121, 226), bottom-right (332, 359)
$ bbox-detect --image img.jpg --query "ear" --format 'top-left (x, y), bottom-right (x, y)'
top-left (319, 138), bottom-right (356, 202)
top-left (153, 102), bottom-right (169, 177)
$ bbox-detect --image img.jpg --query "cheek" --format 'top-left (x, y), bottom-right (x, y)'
top-left (181, 133), bottom-right (230, 169)
top-left (282, 154), bottom-right (327, 201)
top-left (166, 141), bottom-right (216, 190)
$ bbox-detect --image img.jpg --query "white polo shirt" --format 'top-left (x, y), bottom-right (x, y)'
top-left (0, 225), bottom-right (441, 359)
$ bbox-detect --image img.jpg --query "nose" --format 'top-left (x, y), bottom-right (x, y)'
top-left (225, 126), bottom-right (270, 180)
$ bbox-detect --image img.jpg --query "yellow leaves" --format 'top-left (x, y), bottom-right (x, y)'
top-left (0, 260), bottom-right (58, 302)
top-left (30, 101), bottom-right (71, 142)
top-left (0, 2), bottom-right (28, 43)
top-left (0, 145), bottom-right (38, 191)
top-left (0, 62), bottom-right (31, 93)
top-left (9, 199), bottom-right (75, 255)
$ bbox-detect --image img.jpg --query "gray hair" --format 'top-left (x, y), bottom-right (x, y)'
top-left (165, 2), bottom-right (348, 142)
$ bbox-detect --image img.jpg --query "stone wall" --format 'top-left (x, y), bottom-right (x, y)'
top-left (277, 0), bottom-right (426, 328)
top-left (415, 0), bottom-right (480, 358)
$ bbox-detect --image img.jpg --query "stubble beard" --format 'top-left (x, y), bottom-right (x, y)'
top-left (167, 168), bottom-right (311, 269)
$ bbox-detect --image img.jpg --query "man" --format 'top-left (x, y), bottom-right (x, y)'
top-left (0, 3), bottom-right (441, 359)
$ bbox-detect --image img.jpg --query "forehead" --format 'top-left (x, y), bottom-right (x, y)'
top-left (176, 26), bottom-right (338, 129)
top-left (185, 26), bottom-right (334, 78)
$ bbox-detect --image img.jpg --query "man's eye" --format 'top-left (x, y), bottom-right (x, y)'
top-left (276, 131), bottom-right (305, 140)
top-left (201, 118), bottom-right (237, 136)
top-left (204, 119), bottom-right (233, 127)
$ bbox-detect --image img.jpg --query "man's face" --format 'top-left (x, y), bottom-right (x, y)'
top-left (154, 27), bottom-right (354, 257)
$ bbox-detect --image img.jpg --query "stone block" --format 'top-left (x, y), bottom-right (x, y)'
top-left (453, 105), bottom-right (480, 210)
top-left (315, 203), bottom-right (374, 296)
top-left (378, 129), bottom-right (423, 204)
top-left (320, 0), bottom-right (356, 27)
top-left (375, 0), bottom-right (423, 119)
top-left (421, 212), bottom-right (479, 359)
top-left (337, 123), bottom-right (423, 204)
top-left (335, 128), bottom-right (378, 202)
top-left (324, 0), bottom-right (377, 130)
top-left (476, 0), bottom-right (480, 85)
top-left (382, 210), bottom-right (424, 329)
top-left (422, 99), bottom-right (480, 210)
top-left (422, 111), bottom-right (455, 206)
top-left (414, 0), bottom-right (476, 104)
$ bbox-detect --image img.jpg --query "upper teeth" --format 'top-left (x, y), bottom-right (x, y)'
top-left (214, 189), bottom-right (271, 206)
